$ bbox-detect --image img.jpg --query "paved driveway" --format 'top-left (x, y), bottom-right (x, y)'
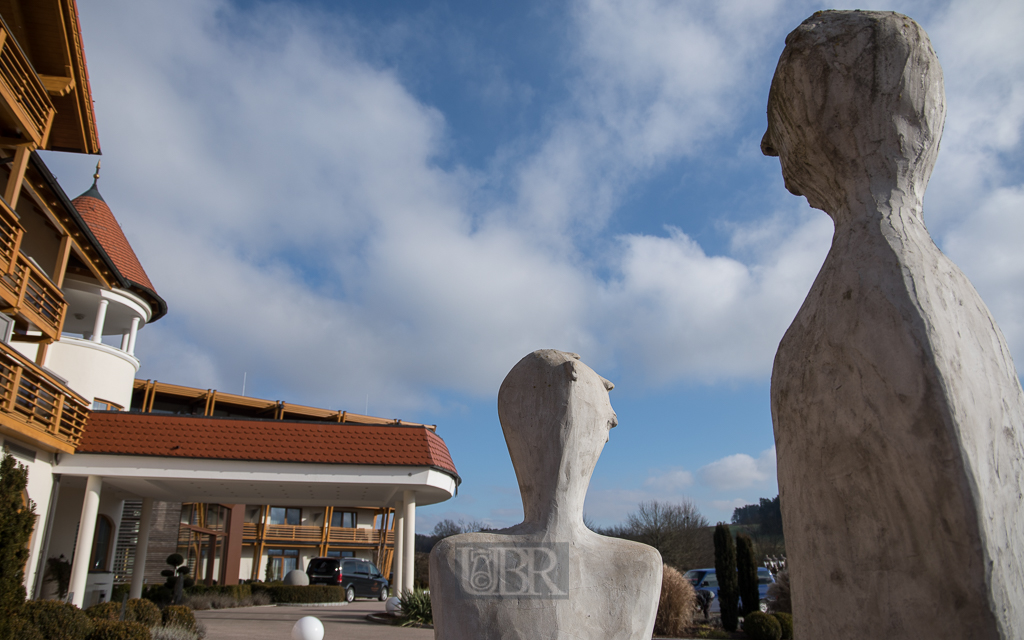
top-left (195, 600), bottom-right (433, 640)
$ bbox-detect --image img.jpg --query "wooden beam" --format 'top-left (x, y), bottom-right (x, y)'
top-left (53, 235), bottom-right (72, 288)
top-left (4, 145), bottom-right (33, 209)
top-left (35, 341), bottom-right (51, 368)
top-left (39, 76), bottom-right (76, 97)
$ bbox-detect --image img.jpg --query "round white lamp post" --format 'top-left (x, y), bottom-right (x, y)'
top-left (291, 616), bottom-right (324, 640)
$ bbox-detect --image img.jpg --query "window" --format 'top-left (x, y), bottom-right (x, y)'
top-left (326, 550), bottom-right (354, 558)
top-left (265, 548), bottom-right (299, 581)
top-left (331, 510), bottom-right (356, 528)
top-left (90, 516), bottom-right (113, 571)
top-left (269, 507), bottom-right (301, 525)
top-left (91, 399), bottom-right (122, 411)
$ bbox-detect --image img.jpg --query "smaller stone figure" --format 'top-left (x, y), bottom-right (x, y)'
top-left (430, 350), bottom-right (662, 640)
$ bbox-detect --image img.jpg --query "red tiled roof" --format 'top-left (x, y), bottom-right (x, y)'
top-left (78, 412), bottom-right (458, 477)
top-left (72, 194), bottom-right (156, 293)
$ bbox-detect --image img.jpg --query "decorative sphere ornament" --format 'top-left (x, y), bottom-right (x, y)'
top-left (283, 569), bottom-right (309, 585)
top-left (291, 616), bottom-right (324, 640)
top-left (385, 596), bottom-right (402, 615)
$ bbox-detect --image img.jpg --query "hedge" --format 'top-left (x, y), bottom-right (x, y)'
top-left (21, 600), bottom-right (94, 640)
top-left (251, 584), bottom-right (345, 603)
top-left (184, 584), bottom-right (252, 600)
top-left (86, 620), bottom-right (151, 640)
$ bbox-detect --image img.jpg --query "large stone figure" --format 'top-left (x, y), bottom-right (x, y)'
top-left (430, 350), bottom-right (662, 639)
top-left (762, 11), bottom-right (1024, 639)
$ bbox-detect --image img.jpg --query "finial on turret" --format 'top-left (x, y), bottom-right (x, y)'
top-left (92, 160), bottom-right (101, 185)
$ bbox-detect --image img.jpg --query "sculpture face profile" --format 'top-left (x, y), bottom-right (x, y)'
top-left (764, 11), bottom-right (1024, 640)
top-left (761, 11), bottom-right (945, 222)
top-left (429, 349), bottom-right (661, 640)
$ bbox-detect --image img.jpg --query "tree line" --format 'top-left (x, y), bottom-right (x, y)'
top-left (421, 495), bottom-right (785, 574)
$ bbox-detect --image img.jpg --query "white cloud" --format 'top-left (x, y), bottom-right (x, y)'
top-left (698, 447), bottom-right (777, 491)
top-left (41, 0), bottom-right (1023, 423)
top-left (644, 467), bottom-right (694, 491)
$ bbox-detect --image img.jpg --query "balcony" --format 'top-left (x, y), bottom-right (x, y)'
top-left (242, 523), bottom-right (394, 546)
top-left (0, 17), bottom-right (56, 147)
top-left (0, 339), bottom-right (89, 452)
top-left (0, 198), bottom-right (66, 340)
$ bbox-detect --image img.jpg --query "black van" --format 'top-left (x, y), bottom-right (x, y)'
top-left (306, 557), bottom-right (389, 602)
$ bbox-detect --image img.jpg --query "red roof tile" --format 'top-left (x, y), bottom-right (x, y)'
top-left (78, 412), bottom-right (458, 477)
top-left (72, 194), bottom-right (156, 293)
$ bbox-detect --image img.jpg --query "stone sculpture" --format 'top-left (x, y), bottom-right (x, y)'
top-left (762, 11), bottom-right (1024, 639)
top-left (430, 349), bottom-right (662, 639)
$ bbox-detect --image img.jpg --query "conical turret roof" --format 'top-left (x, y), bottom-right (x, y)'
top-left (71, 167), bottom-right (163, 318)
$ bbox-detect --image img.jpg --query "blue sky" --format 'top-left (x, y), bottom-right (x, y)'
top-left (44, 0), bottom-right (1024, 529)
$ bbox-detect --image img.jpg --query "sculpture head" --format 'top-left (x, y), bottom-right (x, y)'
top-left (761, 11), bottom-right (945, 222)
top-left (498, 349), bottom-right (616, 526)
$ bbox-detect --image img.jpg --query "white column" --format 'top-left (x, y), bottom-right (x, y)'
top-left (120, 333), bottom-right (130, 350)
top-left (91, 299), bottom-right (109, 343)
top-left (394, 500), bottom-right (405, 594)
top-left (403, 490), bottom-right (416, 593)
top-left (127, 317), bottom-right (140, 356)
top-left (129, 498), bottom-right (154, 599)
top-left (69, 476), bottom-right (102, 607)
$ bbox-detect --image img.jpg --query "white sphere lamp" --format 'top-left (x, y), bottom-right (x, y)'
top-left (291, 616), bottom-right (324, 640)
top-left (385, 596), bottom-right (402, 615)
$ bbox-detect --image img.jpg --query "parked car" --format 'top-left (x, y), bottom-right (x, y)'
top-left (306, 557), bottom-right (390, 602)
top-left (683, 567), bottom-right (774, 614)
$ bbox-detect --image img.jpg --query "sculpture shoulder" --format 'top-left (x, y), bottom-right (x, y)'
top-left (589, 533), bottom-right (663, 568)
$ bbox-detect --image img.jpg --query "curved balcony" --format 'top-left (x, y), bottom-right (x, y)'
top-left (45, 337), bottom-right (138, 409)
top-left (45, 277), bottom-right (151, 407)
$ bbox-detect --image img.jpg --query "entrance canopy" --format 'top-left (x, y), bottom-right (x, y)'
top-left (58, 411), bottom-right (460, 505)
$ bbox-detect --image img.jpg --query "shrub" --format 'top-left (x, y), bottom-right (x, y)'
top-left (86, 620), bottom-right (151, 640)
top-left (151, 626), bottom-right (205, 640)
top-left (22, 600), bottom-right (94, 640)
top-left (0, 453), bottom-right (36, 639)
top-left (766, 570), bottom-right (791, 614)
top-left (736, 533), bottom-right (759, 615)
top-left (771, 612), bottom-right (793, 639)
top-left (161, 606), bottom-right (196, 632)
top-left (86, 601), bottom-right (122, 621)
top-left (654, 564), bottom-right (696, 638)
top-left (742, 611), bottom-right (781, 640)
top-left (9, 616), bottom-right (44, 640)
top-left (127, 600), bottom-right (160, 628)
top-left (713, 523), bottom-right (739, 632)
top-left (398, 588), bottom-right (431, 627)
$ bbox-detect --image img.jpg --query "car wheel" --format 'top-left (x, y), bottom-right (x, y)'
top-left (759, 599), bottom-right (769, 613)
top-left (346, 586), bottom-right (355, 603)
top-left (378, 587), bottom-right (389, 602)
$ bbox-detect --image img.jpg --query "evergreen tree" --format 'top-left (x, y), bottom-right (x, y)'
top-left (0, 452), bottom-right (37, 640)
top-left (713, 522), bottom-right (739, 631)
top-left (736, 532), bottom-right (760, 615)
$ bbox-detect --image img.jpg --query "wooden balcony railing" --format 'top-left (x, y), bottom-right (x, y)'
top-left (0, 199), bottom-right (66, 341)
top-left (0, 198), bottom-right (20, 274)
top-left (0, 18), bottom-right (56, 147)
top-left (0, 340), bottom-right (88, 450)
top-left (242, 523), bottom-right (394, 546)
